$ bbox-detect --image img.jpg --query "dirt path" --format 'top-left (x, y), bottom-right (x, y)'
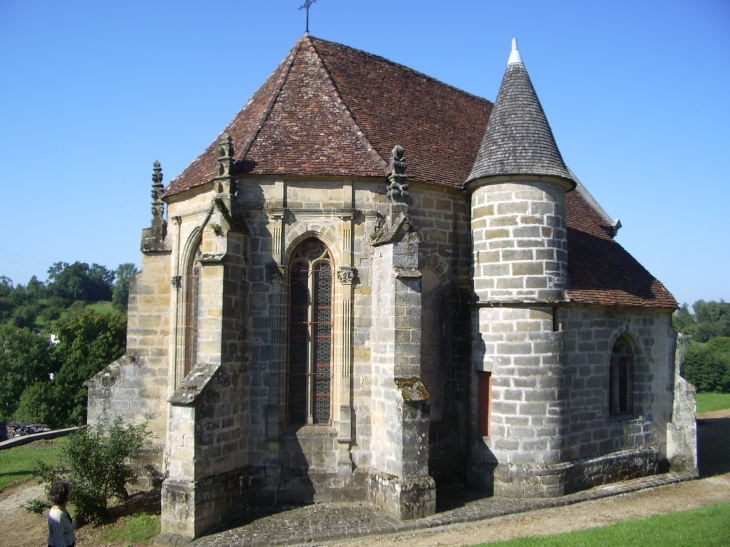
top-left (326, 473), bottom-right (730, 547)
top-left (3, 410), bottom-right (729, 547)
top-left (1, 481), bottom-right (47, 547)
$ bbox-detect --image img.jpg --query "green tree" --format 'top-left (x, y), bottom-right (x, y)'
top-left (693, 300), bottom-right (730, 342)
top-left (0, 276), bottom-right (14, 322)
top-left (13, 381), bottom-right (56, 425)
top-left (0, 324), bottom-right (57, 420)
top-left (51, 310), bottom-right (127, 425)
top-left (112, 263), bottom-right (138, 312)
top-left (35, 417), bottom-right (150, 523)
top-left (682, 336), bottom-right (730, 392)
top-left (673, 303), bottom-right (697, 339)
top-left (47, 262), bottom-right (115, 304)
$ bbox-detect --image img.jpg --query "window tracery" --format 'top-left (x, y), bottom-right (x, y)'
top-left (288, 239), bottom-right (333, 425)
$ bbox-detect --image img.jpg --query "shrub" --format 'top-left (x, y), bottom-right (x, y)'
top-left (35, 417), bottom-right (150, 523)
top-left (22, 498), bottom-right (51, 514)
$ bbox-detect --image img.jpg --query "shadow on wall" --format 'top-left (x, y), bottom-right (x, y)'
top-left (697, 415), bottom-right (730, 478)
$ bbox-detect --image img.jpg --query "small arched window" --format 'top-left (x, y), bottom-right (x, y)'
top-left (184, 241), bottom-right (202, 377)
top-left (287, 239), bottom-right (333, 425)
top-left (609, 336), bottom-right (634, 415)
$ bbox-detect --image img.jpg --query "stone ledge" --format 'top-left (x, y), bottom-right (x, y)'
top-left (185, 471), bottom-right (697, 546)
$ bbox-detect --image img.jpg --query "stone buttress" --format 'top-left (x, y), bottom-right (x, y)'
top-left (367, 147), bottom-right (436, 518)
top-left (159, 136), bottom-right (252, 541)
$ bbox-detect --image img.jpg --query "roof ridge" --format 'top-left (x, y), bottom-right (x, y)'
top-left (236, 39), bottom-right (300, 164)
top-left (309, 35), bottom-right (492, 107)
top-left (164, 42), bottom-right (300, 194)
top-left (307, 36), bottom-right (389, 174)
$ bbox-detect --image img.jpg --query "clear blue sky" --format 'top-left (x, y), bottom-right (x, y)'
top-left (1, 0), bottom-right (728, 308)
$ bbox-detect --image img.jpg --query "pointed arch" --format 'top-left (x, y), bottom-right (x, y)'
top-left (174, 228), bottom-right (203, 386)
top-left (287, 238), bottom-right (334, 425)
top-left (609, 334), bottom-right (635, 415)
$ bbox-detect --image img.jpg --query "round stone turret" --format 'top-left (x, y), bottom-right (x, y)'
top-left (466, 38), bottom-right (575, 304)
top-left (467, 39), bottom-right (575, 498)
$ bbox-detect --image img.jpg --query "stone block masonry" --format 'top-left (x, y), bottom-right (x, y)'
top-left (470, 180), bottom-right (567, 303)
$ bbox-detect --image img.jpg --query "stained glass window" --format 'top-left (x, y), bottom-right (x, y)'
top-left (184, 242), bottom-right (202, 378)
top-left (288, 240), bottom-right (333, 425)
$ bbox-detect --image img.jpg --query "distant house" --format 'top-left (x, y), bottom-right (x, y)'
top-left (88, 35), bottom-right (697, 542)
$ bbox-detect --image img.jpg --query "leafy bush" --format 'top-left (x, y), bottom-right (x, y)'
top-left (35, 417), bottom-right (150, 523)
top-left (22, 498), bottom-right (51, 514)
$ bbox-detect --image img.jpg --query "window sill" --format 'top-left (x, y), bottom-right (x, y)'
top-left (283, 424), bottom-right (337, 437)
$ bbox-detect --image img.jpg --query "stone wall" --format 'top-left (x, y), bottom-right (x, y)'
top-left (87, 250), bottom-right (172, 471)
top-left (230, 176), bottom-right (472, 501)
top-left (470, 179), bottom-right (568, 303)
top-left (560, 306), bottom-right (675, 462)
top-left (666, 334), bottom-right (698, 473)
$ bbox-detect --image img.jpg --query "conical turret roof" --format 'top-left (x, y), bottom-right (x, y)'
top-left (466, 39), bottom-right (575, 187)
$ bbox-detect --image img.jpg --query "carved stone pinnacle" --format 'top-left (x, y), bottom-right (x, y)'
top-left (387, 145), bottom-right (408, 203)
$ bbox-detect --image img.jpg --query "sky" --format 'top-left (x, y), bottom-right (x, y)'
top-left (1, 0), bottom-right (728, 308)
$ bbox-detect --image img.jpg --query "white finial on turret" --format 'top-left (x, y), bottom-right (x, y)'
top-left (508, 37), bottom-right (523, 65)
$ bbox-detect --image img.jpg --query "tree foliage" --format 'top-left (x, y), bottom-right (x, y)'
top-left (675, 300), bottom-right (730, 393)
top-left (51, 310), bottom-right (127, 425)
top-left (693, 300), bottom-right (730, 342)
top-left (0, 262), bottom-right (133, 426)
top-left (682, 337), bottom-right (730, 393)
top-left (47, 262), bottom-right (115, 304)
top-left (112, 263), bottom-right (138, 312)
top-left (35, 417), bottom-right (151, 523)
top-left (13, 381), bottom-right (56, 425)
top-left (0, 324), bottom-right (57, 420)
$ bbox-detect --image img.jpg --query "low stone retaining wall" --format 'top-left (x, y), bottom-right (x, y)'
top-left (0, 427), bottom-right (78, 450)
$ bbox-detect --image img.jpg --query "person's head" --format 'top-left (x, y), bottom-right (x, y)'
top-left (48, 481), bottom-right (71, 506)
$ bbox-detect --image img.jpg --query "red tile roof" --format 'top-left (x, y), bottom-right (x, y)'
top-left (163, 35), bottom-right (676, 310)
top-left (165, 35), bottom-right (492, 195)
top-left (566, 190), bottom-right (677, 309)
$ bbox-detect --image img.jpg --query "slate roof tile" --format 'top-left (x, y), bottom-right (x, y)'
top-left (467, 46), bottom-right (574, 185)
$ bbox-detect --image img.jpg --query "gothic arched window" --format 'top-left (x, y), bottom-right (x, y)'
top-left (184, 241), bottom-right (202, 377)
top-left (609, 336), bottom-right (634, 415)
top-left (287, 239), bottom-right (333, 425)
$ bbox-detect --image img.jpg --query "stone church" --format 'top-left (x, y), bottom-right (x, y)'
top-left (88, 35), bottom-right (697, 542)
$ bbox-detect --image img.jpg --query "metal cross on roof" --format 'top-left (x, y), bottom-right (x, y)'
top-left (299, 0), bottom-right (317, 34)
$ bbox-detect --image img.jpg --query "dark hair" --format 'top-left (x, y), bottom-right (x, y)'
top-left (48, 481), bottom-right (70, 505)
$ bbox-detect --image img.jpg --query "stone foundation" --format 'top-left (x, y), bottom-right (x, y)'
top-left (366, 470), bottom-right (436, 520)
top-left (159, 467), bottom-right (251, 543)
top-left (488, 447), bottom-right (662, 498)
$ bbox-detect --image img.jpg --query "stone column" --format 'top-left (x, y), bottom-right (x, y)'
top-left (367, 204), bottom-right (435, 519)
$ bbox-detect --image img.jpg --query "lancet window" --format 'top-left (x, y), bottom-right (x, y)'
top-left (287, 239), bottom-right (333, 425)
top-left (609, 336), bottom-right (634, 415)
top-left (184, 241), bottom-right (202, 377)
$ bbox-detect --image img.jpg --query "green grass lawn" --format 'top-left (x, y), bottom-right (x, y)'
top-left (697, 392), bottom-right (730, 413)
top-left (475, 501), bottom-right (730, 546)
top-left (86, 302), bottom-right (116, 314)
top-left (100, 513), bottom-right (160, 544)
top-left (0, 438), bottom-right (66, 491)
